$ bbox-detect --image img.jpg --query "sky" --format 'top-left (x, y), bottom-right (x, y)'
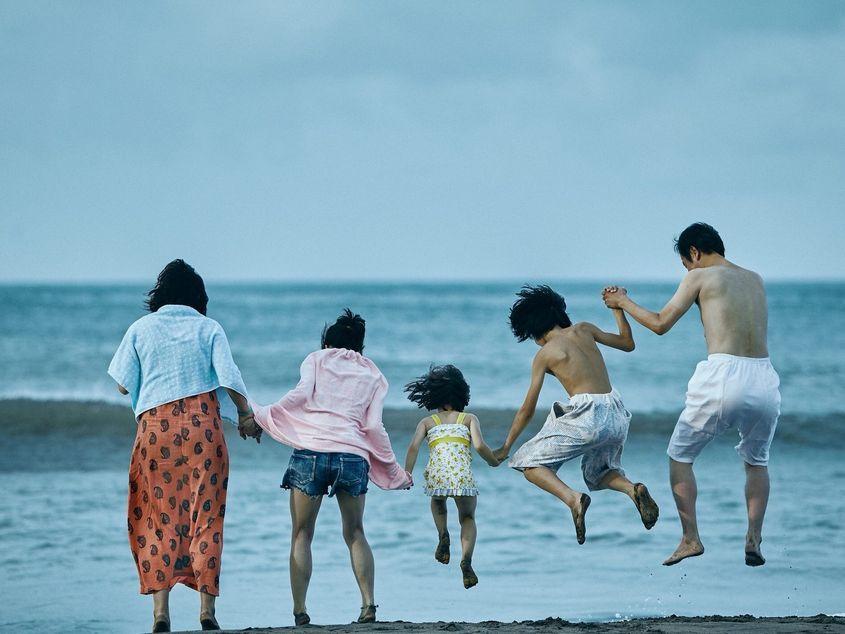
top-left (1, 1), bottom-right (844, 282)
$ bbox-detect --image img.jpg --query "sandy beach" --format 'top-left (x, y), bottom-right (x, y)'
top-left (170, 615), bottom-right (845, 633)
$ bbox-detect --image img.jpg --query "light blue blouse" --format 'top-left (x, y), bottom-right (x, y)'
top-left (107, 304), bottom-right (249, 423)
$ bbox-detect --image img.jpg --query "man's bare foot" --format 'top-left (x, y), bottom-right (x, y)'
top-left (460, 559), bottom-right (478, 589)
top-left (663, 538), bottom-right (705, 566)
top-left (633, 483), bottom-right (659, 530)
top-left (745, 537), bottom-right (765, 566)
top-left (435, 531), bottom-right (450, 564)
top-left (571, 493), bottom-right (591, 545)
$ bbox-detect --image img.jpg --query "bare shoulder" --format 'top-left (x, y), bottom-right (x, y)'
top-left (419, 414), bottom-right (435, 431)
top-left (463, 411), bottom-right (480, 426)
top-left (572, 321), bottom-right (597, 335)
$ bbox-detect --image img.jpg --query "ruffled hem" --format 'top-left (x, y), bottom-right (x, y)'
top-left (425, 487), bottom-right (478, 497)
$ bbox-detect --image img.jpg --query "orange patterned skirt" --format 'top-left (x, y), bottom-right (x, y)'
top-left (128, 391), bottom-right (229, 595)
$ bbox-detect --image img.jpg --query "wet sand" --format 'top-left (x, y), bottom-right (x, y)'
top-left (173, 615), bottom-right (844, 633)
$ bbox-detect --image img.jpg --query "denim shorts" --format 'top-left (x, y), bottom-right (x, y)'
top-left (281, 449), bottom-right (370, 498)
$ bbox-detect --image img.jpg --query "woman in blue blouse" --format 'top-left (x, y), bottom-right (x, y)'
top-left (109, 260), bottom-right (260, 633)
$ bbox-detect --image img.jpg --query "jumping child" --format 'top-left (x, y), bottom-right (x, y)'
top-left (493, 285), bottom-right (659, 544)
top-left (404, 365), bottom-right (499, 589)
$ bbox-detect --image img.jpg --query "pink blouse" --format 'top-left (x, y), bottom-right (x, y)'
top-left (251, 348), bottom-right (413, 491)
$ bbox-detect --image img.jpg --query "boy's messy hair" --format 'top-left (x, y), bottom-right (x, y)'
top-left (321, 308), bottom-right (366, 353)
top-left (404, 364), bottom-right (470, 412)
top-left (509, 284), bottom-right (572, 342)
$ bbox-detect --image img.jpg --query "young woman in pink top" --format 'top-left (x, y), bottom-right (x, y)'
top-left (244, 309), bottom-right (412, 626)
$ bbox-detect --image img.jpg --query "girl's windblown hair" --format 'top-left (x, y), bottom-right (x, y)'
top-left (145, 259), bottom-right (208, 315)
top-left (404, 364), bottom-right (470, 412)
top-left (321, 308), bottom-right (366, 353)
top-left (508, 284), bottom-right (572, 342)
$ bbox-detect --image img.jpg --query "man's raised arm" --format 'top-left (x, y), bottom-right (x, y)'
top-left (603, 272), bottom-right (702, 335)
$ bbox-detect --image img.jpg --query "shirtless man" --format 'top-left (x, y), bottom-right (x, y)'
top-left (492, 285), bottom-right (659, 544)
top-left (603, 222), bottom-right (781, 567)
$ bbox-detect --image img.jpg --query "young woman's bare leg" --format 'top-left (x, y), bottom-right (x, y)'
top-left (336, 492), bottom-right (375, 613)
top-left (199, 592), bottom-right (218, 630)
top-left (430, 497), bottom-right (450, 563)
top-left (289, 489), bottom-right (323, 617)
top-left (523, 466), bottom-right (590, 544)
top-left (152, 589), bottom-right (170, 632)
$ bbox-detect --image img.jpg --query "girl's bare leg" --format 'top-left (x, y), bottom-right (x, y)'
top-left (289, 489), bottom-right (323, 616)
top-left (199, 592), bottom-right (218, 629)
top-left (454, 496), bottom-right (479, 588)
top-left (152, 589), bottom-right (170, 631)
top-left (430, 497), bottom-right (450, 563)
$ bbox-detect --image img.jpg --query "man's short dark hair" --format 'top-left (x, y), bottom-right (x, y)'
top-left (674, 222), bottom-right (725, 260)
top-left (145, 259), bottom-right (208, 315)
top-left (509, 284), bottom-right (572, 342)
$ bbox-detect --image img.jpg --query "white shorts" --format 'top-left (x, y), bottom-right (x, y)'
top-left (668, 354), bottom-right (781, 466)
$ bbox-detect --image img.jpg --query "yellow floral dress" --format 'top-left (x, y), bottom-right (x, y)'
top-left (424, 413), bottom-right (478, 497)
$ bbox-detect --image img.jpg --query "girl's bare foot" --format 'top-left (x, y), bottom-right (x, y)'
top-left (199, 610), bottom-right (220, 631)
top-left (633, 483), bottom-right (659, 529)
top-left (435, 531), bottom-right (450, 564)
top-left (357, 604), bottom-right (377, 623)
top-left (460, 559), bottom-right (478, 589)
top-left (572, 493), bottom-right (591, 544)
top-left (294, 612), bottom-right (310, 626)
top-left (663, 538), bottom-right (705, 565)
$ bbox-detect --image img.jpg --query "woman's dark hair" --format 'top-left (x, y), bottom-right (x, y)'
top-left (321, 308), bottom-right (366, 353)
top-left (404, 364), bottom-right (470, 412)
top-left (509, 284), bottom-right (572, 342)
top-left (145, 259), bottom-right (208, 315)
top-left (674, 222), bottom-right (725, 260)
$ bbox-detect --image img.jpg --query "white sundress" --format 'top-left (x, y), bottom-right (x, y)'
top-left (423, 413), bottom-right (478, 497)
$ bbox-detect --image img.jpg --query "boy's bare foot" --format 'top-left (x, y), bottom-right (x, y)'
top-left (460, 559), bottom-right (478, 589)
top-left (633, 483), bottom-right (659, 530)
top-left (745, 537), bottom-right (765, 566)
top-left (663, 538), bottom-right (705, 565)
top-left (572, 493), bottom-right (591, 544)
top-left (435, 531), bottom-right (450, 564)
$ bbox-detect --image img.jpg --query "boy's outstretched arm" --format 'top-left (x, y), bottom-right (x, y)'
top-left (580, 310), bottom-right (635, 352)
top-left (603, 272), bottom-right (701, 335)
top-left (404, 419), bottom-right (428, 473)
top-left (468, 415), bottom-right (499, 466)
top-left (493, 351), bottom-right (547, 463)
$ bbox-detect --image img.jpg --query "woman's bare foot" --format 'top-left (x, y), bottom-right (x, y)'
top-left (357, 604), bottom-right (377, 623)
top-left (633, 483), bottom-right (659, 530)
top-left (745, 536), bottom-right (765, 566)
top-left (199, 610), bottom-right (220, 631)
top-left (435, 531), bottom-right (450, 564)
top-left (571, 493), bottom-right (591, 544)
top-left (663, 538), bottom-right (705, 566)
top-left (152, 614), bottom-right (170, 633)
top-left (460, 559), bottom-right (478, 589)
top-left (293, 612), bottom-right (310, 626)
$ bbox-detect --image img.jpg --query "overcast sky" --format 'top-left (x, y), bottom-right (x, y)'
top-left (2, 1), bottom-right (843, 282)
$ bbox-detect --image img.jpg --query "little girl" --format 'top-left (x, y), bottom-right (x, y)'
top-left (404, 365), bottom-right (498, 589)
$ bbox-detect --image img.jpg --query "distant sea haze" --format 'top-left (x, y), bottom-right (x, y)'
top-left (1, 281), bottom-right (844, 416)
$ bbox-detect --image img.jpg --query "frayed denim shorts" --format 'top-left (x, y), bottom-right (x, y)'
top-left (282, 448), bottom-right (370, 498)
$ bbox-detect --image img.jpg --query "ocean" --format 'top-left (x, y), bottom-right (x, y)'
top-left (0, 281), bottom-right (843, 632)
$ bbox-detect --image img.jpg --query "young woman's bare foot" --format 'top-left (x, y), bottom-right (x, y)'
top-left (633, 483), bottom-right (659, 530)
top-left (745, 536), bottom-right (765, 566)
top-left (199, 611), bottom-right (220, 631)
top-left (460, 559), bottom-right (478, 589)
top-left (663, 538), bottom-right (705, 565)
top-left (435, 531), bottom-right (450, 564)
top-left (152, 614), bottom-right (170, 633)
top-left (571, 493), bottom-right (591, 544)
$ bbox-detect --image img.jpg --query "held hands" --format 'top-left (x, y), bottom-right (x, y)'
top-left (492, 445), bottom-right (510, 466)
top-left (238, 412), bottom-right (262, 444)
top-left (602, 285), bottom-right (628, 309)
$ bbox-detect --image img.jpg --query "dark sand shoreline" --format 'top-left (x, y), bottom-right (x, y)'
top-left (170, 615), bottom-right (845, 633)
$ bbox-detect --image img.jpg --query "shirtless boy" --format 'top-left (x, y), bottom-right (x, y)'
top-left (493, 285), bottom-right (659, 544)
top-left (603, 222), bottom-right (781, 567)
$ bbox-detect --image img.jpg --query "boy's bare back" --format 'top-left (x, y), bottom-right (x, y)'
top-left (538, 323), bottom-right (614, 397)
